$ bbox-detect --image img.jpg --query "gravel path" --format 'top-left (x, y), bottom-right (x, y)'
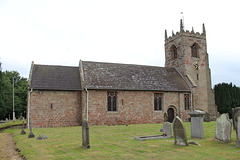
top-left (0, 133), bottom-right (23, 160)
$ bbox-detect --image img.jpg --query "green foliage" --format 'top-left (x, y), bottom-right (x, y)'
top-left (214, 82), bottom-right (240, 118)
top-left (4, 122), bottom-right (240, 160)
top-left (0, 70), bottom-right (27, 120)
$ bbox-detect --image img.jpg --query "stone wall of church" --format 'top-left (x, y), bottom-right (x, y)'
top-left (29, 90), bottom-right (82, 128)
top-left (86, 90), bottom-right (191, 126)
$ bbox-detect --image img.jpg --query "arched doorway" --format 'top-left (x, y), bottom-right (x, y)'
top-left (167, 108), bottom-right (174, 123)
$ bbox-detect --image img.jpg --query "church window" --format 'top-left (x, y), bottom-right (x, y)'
top-left (184, 94), bottom-right (190, 110)
top-left (191, 43), bottom-right (200, 58)
top-left (170, 45), bottom-right (178, 60)
top-left (154, 93), bottom-right (163, 111)
top-left (107, 91), bottom-right (117, 112)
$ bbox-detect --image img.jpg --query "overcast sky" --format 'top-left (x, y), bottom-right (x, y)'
top-left (0, 0), bottom-right (239, 87)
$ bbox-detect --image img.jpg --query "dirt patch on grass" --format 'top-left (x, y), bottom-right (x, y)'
top-left (0, 133), bottom-right (23, 160)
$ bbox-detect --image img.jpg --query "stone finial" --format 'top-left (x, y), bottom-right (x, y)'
top-left (180, 19), bottom-right (184, 33)
top-left (172, 30), bottom-right (174, 37)
top-left (202, 23), bottom-right (206, 35)
top-left (191, 27), bottom-right (195, 34)
top-left (165, 30), bottom-right (167, 39)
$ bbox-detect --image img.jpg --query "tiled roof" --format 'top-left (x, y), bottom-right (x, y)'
top-left (82, 61), bottom-right (190, 91)
top-left (30, 64), bottom-right (81, 90)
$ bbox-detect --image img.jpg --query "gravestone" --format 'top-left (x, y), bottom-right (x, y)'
top-left (20, 117), bottom-right (26, 135)
top-left (189, 110), bottom-right (205, 139)
top-left (204, 112), bottom-right (211, 122)
top-left (215, 114), bottom-right (232, 143)
top-left (5, 118), bottom-right (8, 123)
top-left (82, 119), bottom-right (90, 149)
top-left (163, 122), bottom-right (172, 137)
top-left (173, 116), bottom-right (188, 146)
top-left (236, 115), bottom-right (240, 147)
top-left (28, 119), bottom-right (35, 138)
top-left (164, 112), bottom-right (168, 122)
top-left (233, 107), bottom-right (240, 130)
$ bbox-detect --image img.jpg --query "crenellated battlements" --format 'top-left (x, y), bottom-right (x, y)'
top-left (165, 19), bottom-right (206, 44)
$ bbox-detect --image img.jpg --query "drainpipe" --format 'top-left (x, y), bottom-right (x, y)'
top-left (86, 88), bottom-right (89, 121)
top-left (175, 68), bottom-right (193, 111)
top-left (27, 88), bottom-right (33, 129)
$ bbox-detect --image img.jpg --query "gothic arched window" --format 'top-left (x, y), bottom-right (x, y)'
top-left (191, 43), bottom-right (200, 58)
top-left (170, 45), bottom-right (178, 60)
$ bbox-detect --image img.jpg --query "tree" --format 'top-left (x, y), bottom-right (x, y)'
top-left (214, 83), bottom-right (240, 118)
top-left (0, 70), bottom-right (28, 120)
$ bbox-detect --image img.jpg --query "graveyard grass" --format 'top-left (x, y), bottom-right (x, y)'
top-left (4, 122), bottom-right (240, 160)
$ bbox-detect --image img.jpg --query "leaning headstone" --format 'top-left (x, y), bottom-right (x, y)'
top-left (20, 117), bottom-right (26, 135)
top-left (173, 116), bottom-right (188, 146)
top-left (82, 119), bottom-right (90, 149)
top-left (215, 114), bottom-right (232, 143)
top-left (233, 107), bottom-right (240, 130)
top-left (189, 110), bottom-right (205, 139)
top-left (28, 119), bottom-right (35, 138)
top-left (164, 112), bottom-right (168, 122)
top-left (163, 122), bottom-right (172, 137)
top-left (204, 112), bottom-right (211, 122)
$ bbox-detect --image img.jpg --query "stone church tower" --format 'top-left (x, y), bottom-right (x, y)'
top-left (164, 19), bottom-right (217, 120)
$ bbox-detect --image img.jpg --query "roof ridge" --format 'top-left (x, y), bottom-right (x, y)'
top-left (34, 64), bottom-right (78, 68)
top-left (82, 60), bottom-right (166, 69)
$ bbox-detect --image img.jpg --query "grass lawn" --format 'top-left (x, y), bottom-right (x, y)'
top-left (0, 120), bottom-right (25, 129)
top-left (4, 122), bottom-right (240, 160)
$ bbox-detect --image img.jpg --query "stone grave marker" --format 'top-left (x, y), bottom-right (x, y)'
top-left (215, 114), bottom-right (232, 143)
top-left (163, 122), bottom-right (172, 137)
top-left (204, 112), bottom-right (211, 122)
top-left (173, 116), bottom-right (188, 146)
top-left (28, 119), bottom-right (35, 138)
top-left (189, 110), bottom-right (205, 139)
top-left (20, 117), bottom-right (26, 135)
top-left (5, 118), bottom-right (8, 123)
top-left (233, 108), bottom-right (240, 130)
top-left (82, 119), bottom-right (90, 149)
top-left (164, 112), bottom-right (168, 122)
top-left (236, 114), bottom-right (240, 147)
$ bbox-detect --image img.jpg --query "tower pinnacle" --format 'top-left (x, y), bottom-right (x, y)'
top-left (180, 19), bottom-right (184, 32)
top-left (202, 23), bottom-right (206, 35)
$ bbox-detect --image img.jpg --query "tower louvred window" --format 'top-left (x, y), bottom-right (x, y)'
top-left (170, 45), bottom-right (178, 60)
top-left (191, 43), bottom-right (200, 58)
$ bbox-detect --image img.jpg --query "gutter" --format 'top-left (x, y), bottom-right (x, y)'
top-left (175, 68), bottom-right (193, 111)
top-left (27, 88), bottom-right (33, 129)
top-left (85, 88), bottom-right (89, 121)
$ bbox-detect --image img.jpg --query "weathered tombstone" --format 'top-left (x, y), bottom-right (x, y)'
top-left (5, 118), bottom-right (8, 123)
top-left (233, 107), bottom-right (240, 130)
top-left (236, 115), bottom-right (240, 147)
top-left (173, 116), bottom-right (188, 146)
top-left (189, 110), bottom-right (205, 139)
top-left (20, 117), bottom-right (26, 135)
top-left (204, 112), bottom-right (211, 122)
top-left (28, 119), bottom-right (35, 138)
top-left (163, 122), bottom-right (172, 137)
top-left (164, 112), bottom-right (168, 122)
top-left (215, 114), bottom-right (232, 143)
top-left (37, 135), bottom-right (48, 140)
top-left (82, 119), bottom-right (90, 149)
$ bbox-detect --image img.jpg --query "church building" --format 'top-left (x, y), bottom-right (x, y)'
top-left (27, 20), bottom-right (217, 128)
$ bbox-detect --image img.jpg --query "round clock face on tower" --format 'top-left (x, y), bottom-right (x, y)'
top-left (193, 61), bottom-right (200, 70)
